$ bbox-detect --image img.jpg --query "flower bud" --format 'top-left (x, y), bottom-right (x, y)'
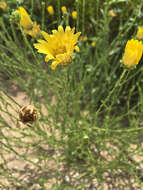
top-left (122, 39), bottom-right (143, 68)
top-left (72, 11), bottom-right (77, 20)
top-left (61, 6), bottom-right (67, 14)
top-left (47, 5), bottom-right (54, 15)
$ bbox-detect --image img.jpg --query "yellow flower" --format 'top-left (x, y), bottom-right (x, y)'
top-left (61, 6), bottom-right (67, 14)
top-left (108, 10), bottom-right (117, 17)
top-left (15, 7), bottom-right (41, 38)
top-left (26, 22), bottom-right (41, 38)
top-left (34, 25), bottom-right (81, 70)
top-left (91, 42), bottom-right (96, 47)
top-left (72, 11), bottom-right (77, 20)
top-left (122, 39), bottom-right (143, 68)
top-left (47, 5), bottom-right (54, 15)
top-left (16, 7), bottom-right (33, 30)
top-left (0, 1), bottom-right (6, 11)
top-left (136, 26), bottom-right (143, 40)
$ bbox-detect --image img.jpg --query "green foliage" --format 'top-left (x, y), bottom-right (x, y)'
top-left (0, 0), bottom-right (143, 189)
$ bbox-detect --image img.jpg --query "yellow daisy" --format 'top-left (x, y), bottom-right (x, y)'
top-left (34, 25), bottom-right (81, 70)
top-left (122, 39), bottom-right (143, 68)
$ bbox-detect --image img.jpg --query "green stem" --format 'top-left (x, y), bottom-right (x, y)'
top-left (0, 18), bottom-right (12, 41)
top-left (82, 0), bottom-right (85, 35)
top-left (96, 69), bottom-right (127, 115)
top-left (10, 18), bottom-right (19, 45)
top-left (63, 12), bottom-right (69, 26)
top-left (31, 0), bottom-right (34, 16)
top-left (19, 25), bottom-right (39, 65)
top-left (41, 1), bottom-right (45, 30)
top-left (57, 0), bottom-right (61, 25)
top-left (76, 0), bottom-right (80, 32)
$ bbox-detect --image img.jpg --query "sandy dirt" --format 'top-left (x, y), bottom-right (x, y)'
top-left (0, 81), bottom-right (59, 190)
top-left (0, 80), bottom-right (143, 190)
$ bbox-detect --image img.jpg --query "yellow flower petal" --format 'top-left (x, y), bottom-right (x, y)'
top-left (27, 22), bottom-right (40, 38)
top-left (72, 32), bottom-right (81, 44)
top-left (45, 55), bottom-right (53, 62)
top-left (74, 46), bottom-right (80, 52)
top-left (51, 61), bottom-right (58, 70)
top-left (17, 7), bottom-right (33, 29)
top-left (65, 26), bottom-right (71, 32)
top-left (71, 27), bottom-right (75, 34)
top-left (34, 40), bottom-right (54, 57)
top-left (25, 29), bottom-right (32, 36)
top-left (58, 25), bottom-right (64, 32)
top-left (52, 30), bottom-right (57, 34)
top-left (41, 31), bottom-right (51, 41)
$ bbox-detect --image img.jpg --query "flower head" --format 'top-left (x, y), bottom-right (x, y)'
top-left (16, 7), bottom-right (33, 30)
top-left (122, 39), bottom-right (143, 68)
top-left (61, 6), bottom-right (67, 14)
top-left (91, 42), bottom-right (96, 47)
top-left (108, 10), bottom-right (117, 17)
top-left (0, 1), bottom-right (7, 11)
top-left (19, 105), bottom-right (38, 124)
top-left (15, 7), bottom-right (41, 38)
top-left (72, 11), bottom-right (77, 19)
top-left (47, 5), bottom-right (54, 15)
top-left (34, 25), bottom-right (81, 70)
top-left (136, 26), bottom-right (143, 40)
top-left (26, 22), bottom-right (41, 38)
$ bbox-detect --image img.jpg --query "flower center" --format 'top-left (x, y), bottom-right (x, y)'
top-left (53, 46), bottom-right (66, 56)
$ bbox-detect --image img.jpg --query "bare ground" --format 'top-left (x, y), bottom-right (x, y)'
top-left (0, 80), bottom-right (143, 189)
